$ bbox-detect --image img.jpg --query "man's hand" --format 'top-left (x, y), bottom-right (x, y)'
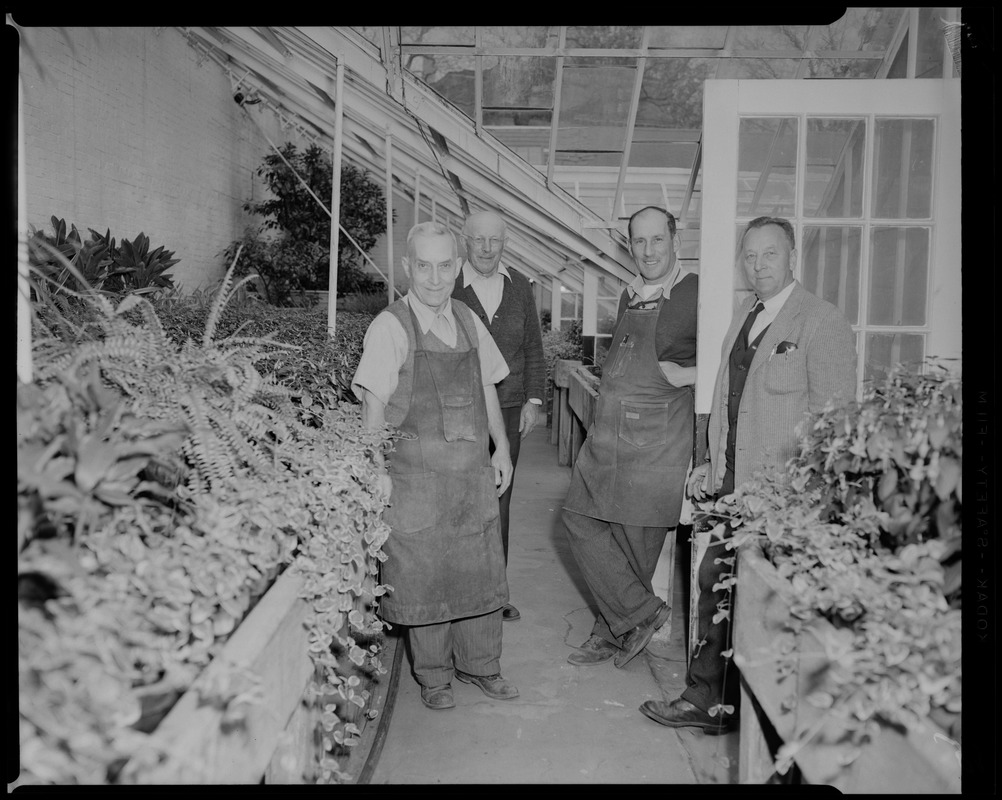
top-left (659, 360), bottom-right (696, 387)
top-left (519, 401), bottom-right (541, 439)
top-left (687, 462), bottom-right (711, 501)
top-left (492, 449), bottom-right (513, 498)
top-left (376, 470), bottom-right (393, 499)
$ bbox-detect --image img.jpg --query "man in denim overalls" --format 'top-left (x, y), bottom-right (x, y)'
top-left (353, 222), bottom-right (519, 711)
top-left (562, 207), bottom-right (698, 671)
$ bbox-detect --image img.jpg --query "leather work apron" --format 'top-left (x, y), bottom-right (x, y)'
top-left (379, 302), bottom-right (508, 625)
top-left (563, 295), bottom-right (693, 527)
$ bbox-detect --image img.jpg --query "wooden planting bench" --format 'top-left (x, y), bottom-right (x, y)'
top-left (733, 544), bottom-right (961, 793)
top-left (127, 569), bottom-right (401, 783)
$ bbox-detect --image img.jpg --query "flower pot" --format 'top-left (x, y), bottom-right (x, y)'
top-left (733, 544), bottom-right (961, 793)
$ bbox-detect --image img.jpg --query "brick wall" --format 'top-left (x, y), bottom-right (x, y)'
top-left (18, 26), bottom-right (292, 293)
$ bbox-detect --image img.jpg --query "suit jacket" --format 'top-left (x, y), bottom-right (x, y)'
top-left (707, 281), bottom-right (857, 493)
top-left (452, 266), bottom-right (546, 409)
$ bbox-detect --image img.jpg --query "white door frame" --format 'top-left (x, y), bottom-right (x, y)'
top-left (696, 79), bottom-right (961, 412)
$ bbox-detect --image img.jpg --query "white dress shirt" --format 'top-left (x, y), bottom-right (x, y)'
top-left (748, 281), bottom-right (796, 343)
top-left (461, 261), bottom-right (510, 320)
top-left (625, 263), bottom-right (685, 303)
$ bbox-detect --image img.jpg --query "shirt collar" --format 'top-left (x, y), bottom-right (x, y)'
top-left (627, 262), bottom-right (683, 302)
top-left (405, 292), bottom-right (456, 335)
top-left (462, 260), bottom-right (510, 285)
top-left (757, 280), bottom-right (796, 315)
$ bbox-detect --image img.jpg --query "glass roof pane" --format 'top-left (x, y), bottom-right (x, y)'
top-left (480, 26), bottom-right (557, 48)
top-left (400, 26), bottom-right (475, 45)
top-left (566, 26), bottom-right (643, 49)
top-left (807, 57), bottom-right (881, 79)
top-left (483, 56), bottom-right (555, 108)
top-left (404, 54), bottom-right (475, 118)
top-left (555, 152), bottom-right (623, 168)
top-left (556, 64), bottom-right (636, 152)
top-left (808, 8), bottom-right (905, 52)
top-left (485, 125), bottom-right (549, 167)
top-left (648, 26), bottom-right (728, 49)
top-left (636, 57), bottom-right (714, 129)
top-left (916, 7), bottom-right (950, 78)
top-left (628, 141), bottom-right (698, 170)
top-left (715, 58), bottom-right (801, 79)
top-left (733, 25), bottom-right (809, 51)
top-left (350, 27), bottom-right (383, 51)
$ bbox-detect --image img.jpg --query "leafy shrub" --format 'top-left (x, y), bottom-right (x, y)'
top-left (241, 142), bottom-right (387, 295)
top-left (221, 231), bottom-right (326, 307)
top-left (700, 365), bottom-right (962, 768)
top-left (18, 260), bottom-right (391, 785)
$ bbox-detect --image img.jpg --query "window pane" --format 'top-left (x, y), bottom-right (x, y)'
top-left (805, 118), bottom-right (866, 218)
top-left (648, 26), bottom-right (728, 49)
top-left (557, 64), bottom-right (636, 152)
top-left (597, 298), bottom-right (619, 335)
top-left (738, 117), bottom-right (798, 217)
top-left (482, 56), bottom-right (555, 108)
top-left (636, 57), bottom-right (714, 130)
top-left (806, 58), bottom-right (881, 79)
top-left (864, 333), bottom-right (926, 383)
top-left (485, 124), bottom-right (550, 166)
top-left (872, 118), bottom-right (934, 218)
top-left (916, 8), bottom-right (951, 78)
top-left (566, 26), bottom-right (643, 49)
top-left (404, 54), bottom-right (475, 118)
top-left (716, 59), bottom-right (801, 79)
top-left (400, 26), bottom-right (474, 45)
top-left (480, 26), bottom-right (556, 48)
top-left (868, 227), bottom-right (930, 326)
top-left (802, 226), bottom-right (862, 324)
top-left (561, 291), bottom-right (581, 320)
top-left (808, 8), bottom-right (906, 53)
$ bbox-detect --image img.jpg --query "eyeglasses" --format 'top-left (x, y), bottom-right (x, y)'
top-left (463, 235), bottom-right (505, 252)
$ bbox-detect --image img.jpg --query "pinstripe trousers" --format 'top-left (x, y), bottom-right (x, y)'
top-left (407, 608), bottom-right (504, 687)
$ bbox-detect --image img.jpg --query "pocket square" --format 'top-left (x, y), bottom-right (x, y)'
top-left (775, 340), bottom-right (798, 354)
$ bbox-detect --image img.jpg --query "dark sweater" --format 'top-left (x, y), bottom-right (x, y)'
top-left (614, 272), bottom-right (698, 366)
top-left (452, 267), bottom-right (547, 409)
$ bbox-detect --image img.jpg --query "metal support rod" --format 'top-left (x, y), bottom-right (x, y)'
top-left (17, 72), bottom-right (32, 385)
top-left (385, 130), bottom-right (395, 304)
top-left (546, 26), bottom-right (567, 189)
top-left (328, 59), bottom-right (344, 338)
top-left (611, 26), bottom-right (651, 224)
top-left (414, 169), bottom-right (422, 223)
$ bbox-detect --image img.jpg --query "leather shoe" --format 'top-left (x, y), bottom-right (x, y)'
top-left (614, 601), bottom-right (671, 668)
top-left (639, 697), bottom-right (737, 735)
top-left (567, 634), bottom-right (619, 666)
top-left (454, 670), bottom-right (519, 700)
top-left (502, 604), bottom-right (521, 622)
top-left (419, 684), bottom-right (455, 710)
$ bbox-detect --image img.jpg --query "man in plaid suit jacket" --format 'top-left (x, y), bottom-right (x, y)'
top-left (639, 216), bottom-right (857, 734)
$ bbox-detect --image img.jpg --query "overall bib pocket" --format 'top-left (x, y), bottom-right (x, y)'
top-left (441, 393), bottom-right (477, 442)
top-left (618, 400), bottom-right (670, 449)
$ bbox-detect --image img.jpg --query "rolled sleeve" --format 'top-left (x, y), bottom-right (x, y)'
top-left (471, 314), bottom-right (510, 386)
top-left (350, 312), bottom-right (408, 404)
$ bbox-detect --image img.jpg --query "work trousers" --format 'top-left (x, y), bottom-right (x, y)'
top-left (407, 608), bottom-right (504, 688)
top-left (681, 474), bottom-right (739, 714)
top-left (562, 509), bottom-right (668, 644)
top-left (490, 405), bottom-right (523, 563)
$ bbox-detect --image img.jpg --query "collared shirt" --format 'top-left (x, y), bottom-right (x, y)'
top-left (748, 281), bottom-right (796, 343)
top-left (625, 262), bottom-right (685, 304)
top-left (461, 260), bottom-right (510, 320)
top-left (351, 292), bottom-right (510, 406)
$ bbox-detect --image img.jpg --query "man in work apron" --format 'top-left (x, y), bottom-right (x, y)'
top-left (562, 206), bottom-right (697, 671)
top-left (353, 222), bottom-right (518, 711)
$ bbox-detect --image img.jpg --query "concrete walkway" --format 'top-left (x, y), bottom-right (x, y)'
top-left (367, 426), bottom-right (738, 784)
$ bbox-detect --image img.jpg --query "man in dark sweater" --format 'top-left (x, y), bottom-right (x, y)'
top-left (452, 209), bottom-right (547, 622)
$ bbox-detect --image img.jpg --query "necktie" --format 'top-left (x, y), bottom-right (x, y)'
top-left (739, 301), bottom-right (765, 348)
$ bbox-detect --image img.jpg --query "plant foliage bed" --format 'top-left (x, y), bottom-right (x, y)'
top-left (18, 258), bottom-right (393, 784)
top-left (701, 367), bottom-right (962, 790)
